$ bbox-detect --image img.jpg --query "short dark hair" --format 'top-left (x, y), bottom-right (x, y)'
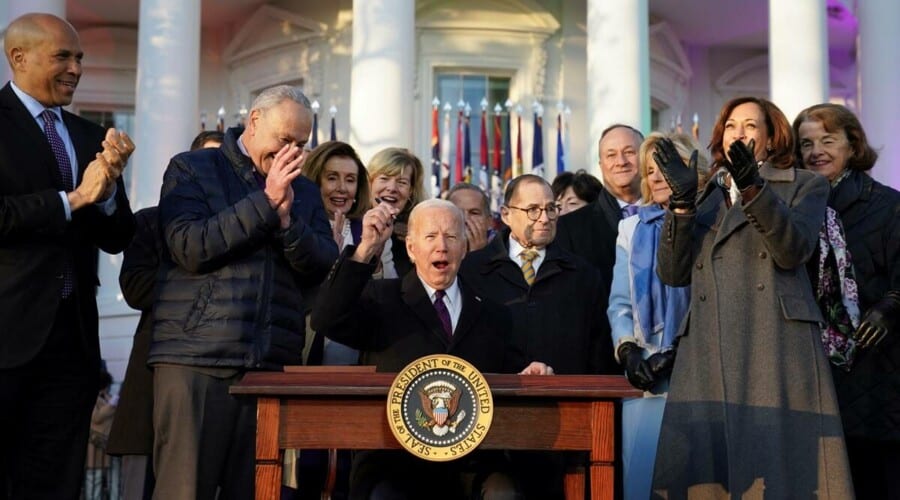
top-left (599, 123), bottom-right (644, 143)
top-left (446, 183), bottom-right (490, 214)
top-left (190, 130), bottom-right (224, 151)
top-left (503, 174), bottom-right (549, 205)
top-left (551, 169), bottom-right (603, 203)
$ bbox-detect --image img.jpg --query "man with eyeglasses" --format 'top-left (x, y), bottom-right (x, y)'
top-left (460, 174), bottom-right (619, 498)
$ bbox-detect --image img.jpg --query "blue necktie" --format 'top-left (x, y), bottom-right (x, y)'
top-left (622, 204), bottom-right (639, 218)
top-left (41, 110), bottom-right (75, 298)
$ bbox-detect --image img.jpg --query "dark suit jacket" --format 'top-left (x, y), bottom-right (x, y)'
top-left (311, 247), bottom-right (523, 374)
top-left (554, 186), bottom-right (623, 280)
top-left (459, 233), bottom-right (618, 376)
top-left (0, 83), bottom-right (134, 370)
top-left (107, 207), bottom-right (159, 455)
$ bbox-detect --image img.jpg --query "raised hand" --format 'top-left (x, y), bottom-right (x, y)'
top-left (101, 128), bottom-right (135, 178)
top-left (332, 209), bottom-right (346, 248)
top-left (723, 139), bottom-right (761, 190)
top-left (352, 201), bottom-right (399, 264)
top-left (652, 138), bottom-right (699, 210)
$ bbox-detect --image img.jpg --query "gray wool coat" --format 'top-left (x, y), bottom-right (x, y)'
top-left (651, 164), bottom-right (855, 499)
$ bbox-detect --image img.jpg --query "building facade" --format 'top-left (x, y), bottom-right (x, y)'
top-left (2, 0), bottom-right (896, 381)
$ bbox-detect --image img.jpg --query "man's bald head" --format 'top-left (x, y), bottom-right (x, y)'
top-left (5, 13), bottom-right (83, 107)
top-left (4, 13), bottom-right (77, 63)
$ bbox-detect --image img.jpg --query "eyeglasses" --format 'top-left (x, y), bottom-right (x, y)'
top-left (506, 204), bottom-right (561, 221)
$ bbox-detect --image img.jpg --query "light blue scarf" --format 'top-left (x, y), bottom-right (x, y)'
top-left (630, 204), bottom-right (691, 349)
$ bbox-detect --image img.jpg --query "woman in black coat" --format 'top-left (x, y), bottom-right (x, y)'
top-left (795, 103), bottom-right (900, 499)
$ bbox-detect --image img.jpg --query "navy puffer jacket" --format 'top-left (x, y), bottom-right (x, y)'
top-left (148, 127), bottom-right (338, 370)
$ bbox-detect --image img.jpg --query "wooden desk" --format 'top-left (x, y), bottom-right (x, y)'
top-left (231, 371), bottom-right (639, 500)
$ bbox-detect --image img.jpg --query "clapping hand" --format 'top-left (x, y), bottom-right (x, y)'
top-left (723, 139), bottom-right (761, 191)
top-left (652, 138), bottom-right (699, 210)
top-left (264, 143), bottom-right (305, 229)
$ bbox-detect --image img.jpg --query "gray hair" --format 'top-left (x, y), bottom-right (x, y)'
top-left (250, 85), bottom-right (312, 114)
top-left (408, 198), bottom-right (466, 239)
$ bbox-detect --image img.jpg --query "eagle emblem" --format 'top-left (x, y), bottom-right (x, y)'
top-left (416, 381), bottom-right (467, 437)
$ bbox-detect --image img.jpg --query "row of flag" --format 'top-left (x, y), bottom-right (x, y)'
top-left (430, 98), bottom-right (571, 211)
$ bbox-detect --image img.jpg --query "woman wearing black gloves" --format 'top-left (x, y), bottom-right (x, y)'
top-left (649, 97), bottom-right (854, 498)
top-left (607, 132), bottom-right (708, 500)
top-left (795, 103), bottom-right (900, 499)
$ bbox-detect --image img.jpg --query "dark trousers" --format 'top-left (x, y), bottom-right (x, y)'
top-left (0, 297), bottom-right (97, 500)
top-left (151, 365), bottom-right (256, 500)
top-left (846, 437), bottom-right (900, 500)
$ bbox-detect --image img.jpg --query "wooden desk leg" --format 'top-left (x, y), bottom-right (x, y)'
top-left (256, 397), bottom-right (282, 500)
top-left (564, 466), bottom-right (585, 500)
top-left (589, 401), bottom-right (615, 500)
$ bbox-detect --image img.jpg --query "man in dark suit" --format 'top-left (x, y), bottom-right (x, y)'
top-left (555, 124), bottom-right (644, 276)
top-left (313, 198), bottom-right (550, 499)
top-left (460, 174), bottom-right (619, 499)
top-left (0, 13), bottom-right (135, 498)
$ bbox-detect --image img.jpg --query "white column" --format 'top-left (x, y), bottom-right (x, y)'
top-left (858, 1), bottom-right (900, 190)
top-left (769, 0), bottom-right (828, 124)
top-left (586, 0), bottom-right (649, 169)
top-left (130, 0), bottom-right (200, 210)
top-left (350, 0), bottom-right (414, 164)
top-left (4, 0), bottom-right (66, 85)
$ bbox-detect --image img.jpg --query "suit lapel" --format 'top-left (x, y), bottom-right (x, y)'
top-left (0, 84), bottom-right (61, 189)
top-left (597, 188), bottom-right (623, 232)
top-left (452, 280), bottom-right (483, 345)
top-left (401, 272), bottom-right (450, 345)
top-left (481, 235), bottom-right (529, 291)
top-left (62, 111), bottom-right (101, 184)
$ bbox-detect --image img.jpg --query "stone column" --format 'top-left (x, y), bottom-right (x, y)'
top-left (130, 0), bottom-right (200, 210)
top-left (858, 0), bottom-right (900, 189)
top-left (586, 0), bottom-right (650, 169)
top-left (349, 0), bottom-right (414, 164)
top-left (769, 0), bottom-right (828, 123)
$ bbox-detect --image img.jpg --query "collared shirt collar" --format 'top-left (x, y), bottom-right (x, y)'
top-left (508, 235), bottom-right (547, 272)
top-left (10, 81), bottom-right (63, 121)
top-left (418, 276), bottom-right (462, 333)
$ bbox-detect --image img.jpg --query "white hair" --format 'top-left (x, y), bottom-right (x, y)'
top-left (408, 199), bottom-right (466, 239)
top-left (250, 85), bottom-right (312, 114)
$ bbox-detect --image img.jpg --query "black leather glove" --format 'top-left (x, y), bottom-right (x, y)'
top-left (617, 342), bottom-right (656, 391)
top-left (854, 291), bottom-right (900, 349)
top-left (723, 139), bottom-right (762, 191)
top-left (646, 350), bottom-right (676, 379)
top-left (653, 138), bottom-right (699, 211)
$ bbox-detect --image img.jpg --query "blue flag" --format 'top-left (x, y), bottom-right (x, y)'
top-left (531, 112), bottom-right (544, 177)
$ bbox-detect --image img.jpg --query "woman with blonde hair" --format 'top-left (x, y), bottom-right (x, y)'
top-left (608, 132), bottom-right (708, 500)
top-left (366, 147), bottom-right (428, 277)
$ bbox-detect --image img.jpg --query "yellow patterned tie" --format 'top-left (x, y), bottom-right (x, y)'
top-left (520, 249), bottom-right (539, 286)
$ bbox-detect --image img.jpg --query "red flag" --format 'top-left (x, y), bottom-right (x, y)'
top-left (430, 103), bottom-right (441, 198)
top-left (515, 114), bottom-right (522, 178)
top-left (454, 110), bottom-right (464, 185)
top-left (492, 114), bottom-right (502, 173)
top-left (478, 111), bottom-right (489, 192)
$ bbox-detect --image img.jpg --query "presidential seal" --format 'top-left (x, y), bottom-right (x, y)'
top-left (387, 354), bottom-right (493, 462)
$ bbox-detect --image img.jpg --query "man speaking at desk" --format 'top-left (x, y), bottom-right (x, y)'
top-left (313, 198), bottom-right (550, 499)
